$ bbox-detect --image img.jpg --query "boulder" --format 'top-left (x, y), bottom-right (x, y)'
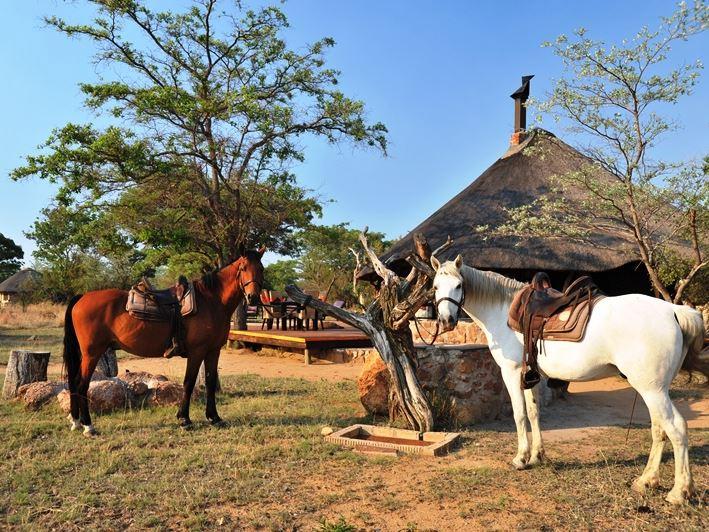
top-left (147, 381), bottom-right (183, 407)
top-left (16, 381), bottom-right (65, 410)
top-left (88, 379), bottom-right (131, 413)
top-left (357, 355), bottom-right (390, 416)
top-left (56, 372), bottom-right (183, 413)
top-left (56, 389), bottom-right (71, 414)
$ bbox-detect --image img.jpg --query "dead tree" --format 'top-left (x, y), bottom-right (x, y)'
top-left (286, 230), bottom-right (451, 432)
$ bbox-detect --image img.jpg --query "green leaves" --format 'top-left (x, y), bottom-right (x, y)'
top-left (0, 234), bottom-right (23, 282)
top-left (505, 2), bottom-right (708, 302)
top-left (17, 1), bottom-right (388, 274)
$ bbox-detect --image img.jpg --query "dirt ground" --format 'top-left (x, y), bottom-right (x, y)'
top-left (47, 347), bottom-right (709, 438)
top-left (8, 347), bottom-right (708, 529)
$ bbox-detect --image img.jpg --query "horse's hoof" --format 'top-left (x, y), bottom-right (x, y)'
top-left (82, 425), bottom-right (98, 438)
top-left (178, 419), bottom-right (193, 430)
top-left (528, 454), bottom-right (545, 467)
top-left (666, 486), bottom-right (692, 505)
top-left (512, 458), bottom-right (530, 471)
top-left (209, 417), bottom-right (226, 427)
top-left (632, 476), bottom-right (659, 494)
top-left (68, 417), bottom-right (82, 432)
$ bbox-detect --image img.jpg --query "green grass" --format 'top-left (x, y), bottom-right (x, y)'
top-left (0, 327), bottom-right (64, 365)
top-left (0, 327), bottom-right (135, 367)
top-left (0, 373), bottom-right (707, 530)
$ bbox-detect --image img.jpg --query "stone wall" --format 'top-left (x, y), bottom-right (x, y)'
top-left (358, 344), bottom-right (560, 427)
top-left (410, 319), bottom-right (487, 345)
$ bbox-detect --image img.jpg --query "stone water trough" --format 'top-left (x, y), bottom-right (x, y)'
top-left (325, 424), bottom-right (460, 457)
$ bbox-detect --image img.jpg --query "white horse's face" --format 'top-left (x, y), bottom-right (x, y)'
top-left (431, 254), bottom-right (464, 333)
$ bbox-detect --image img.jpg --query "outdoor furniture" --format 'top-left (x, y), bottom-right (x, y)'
top-left (260, 290), bottom-right (284, 330)
top-left (299, 290), bottom-right (325, 330)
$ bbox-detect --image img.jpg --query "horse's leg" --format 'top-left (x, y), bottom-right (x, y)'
top-left (204, 351), bottom-right (223, 425)
top-left (501, 366), bottom-right (530, 470)
top-left (176, 355), bottom-right (202, 428)
top-left (524, 385), bottom-right (545, 466)
top-left (632, 416), bottom-right (665, 493)
top-left (639, 389), bottom-right (694, 504)
top-left (77, 352), bottom-right (101, 437)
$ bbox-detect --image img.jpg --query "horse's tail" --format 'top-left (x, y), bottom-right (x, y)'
top-left (674, 305), bottom-right (708, 383)
top-left (63, 295), bottom-right (83, 390)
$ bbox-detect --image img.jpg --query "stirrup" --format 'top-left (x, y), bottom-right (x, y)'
top-left (522, 369), bottom-right (541, 389)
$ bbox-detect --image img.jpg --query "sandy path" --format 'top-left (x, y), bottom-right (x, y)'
top-left (46, 348), bottom-right (364, 383)
top-left (46, 349), bottom-right (708, 437)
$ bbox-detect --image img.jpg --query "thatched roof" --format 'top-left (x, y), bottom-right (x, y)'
top-left (369, 129), bottom-right (640, 278)
top-left (0, 269), bottom-right (40, 293)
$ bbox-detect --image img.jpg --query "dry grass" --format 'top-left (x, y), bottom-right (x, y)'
top-left (0, 302), bottom-right (65, 329)
top-left (0, 373), bottom-right (706, 531)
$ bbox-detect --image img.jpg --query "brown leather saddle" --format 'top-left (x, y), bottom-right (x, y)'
top-left (126, 276), bottom-right (197, 358)
top-left (508, 273), bottom-right (604, 389)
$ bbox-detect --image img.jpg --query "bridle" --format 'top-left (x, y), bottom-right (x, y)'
top-left (236, 262), bottom-right (262, 294)
top-left (434, 282), bottom-right (466, 322)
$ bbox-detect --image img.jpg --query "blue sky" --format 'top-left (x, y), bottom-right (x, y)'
top-left (1, 1), bottom-right (707, 265)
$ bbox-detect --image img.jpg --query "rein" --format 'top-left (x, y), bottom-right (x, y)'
top-left (413, 316), bottom-right (440, 346)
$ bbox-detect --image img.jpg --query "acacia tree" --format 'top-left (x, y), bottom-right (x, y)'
top-left (492, 2), bottom-right (707, 304)
top-left (13, 0), bottom-right (387, 270)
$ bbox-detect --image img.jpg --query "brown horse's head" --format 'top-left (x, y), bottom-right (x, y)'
top-left (239, 246), bottom-right (266, 305)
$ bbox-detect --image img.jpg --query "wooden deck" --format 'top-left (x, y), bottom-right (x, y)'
top-left (228, 326), bottom-right (372, 364)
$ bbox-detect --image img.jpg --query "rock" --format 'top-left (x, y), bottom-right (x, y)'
top-left (357, 354), bottom-right (390, 416)
top-left (147, 381), bottom-right (183, 407)
top-left (56, 389), bottom-right (71, 414)
top-left (91, 369), bottom-right (110, 382)
top-left (88, 379), bottom-right (131, 413)
top-left (146, 375), bottom-right (169, 389)
top-left (321, 426), bottom-right (334, 436)
top-left (16, 381), bottom-right (65, 410)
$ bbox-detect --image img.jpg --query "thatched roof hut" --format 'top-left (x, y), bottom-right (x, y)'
top-left (0, 269), bottom-right (41, 307)
top-left (363, 78), bottom-right (654, 295)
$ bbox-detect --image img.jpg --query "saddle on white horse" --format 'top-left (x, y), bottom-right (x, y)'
top-left (507, 273), bottom-right (605, 388)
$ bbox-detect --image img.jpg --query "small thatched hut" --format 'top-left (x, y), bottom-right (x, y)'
top-left (365, 77), bottom-right (652, 295)
top-left (0, 269), bottom-right (41, 307)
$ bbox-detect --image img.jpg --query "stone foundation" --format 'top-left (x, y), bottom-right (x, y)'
top-left (410, 319), bottom-right (487, 345)
top-left (358, 344), bottom-right (560, 427)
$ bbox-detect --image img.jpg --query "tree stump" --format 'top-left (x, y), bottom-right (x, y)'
top-left (96, 349), bottom-right (118, 378)
top-left (2, 350), bottom-right (51, 399)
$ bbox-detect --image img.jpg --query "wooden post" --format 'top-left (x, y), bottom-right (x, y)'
top-left (304, 348), bottom-right (311, 365)
top-left (2, 350), bottom-right (50, 399)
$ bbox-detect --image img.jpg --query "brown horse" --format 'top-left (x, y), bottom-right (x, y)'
top-left (63, 248), bottom-right (265, 435)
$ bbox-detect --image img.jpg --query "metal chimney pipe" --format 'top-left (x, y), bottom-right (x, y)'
top-left (510, 75), bottom-right (534, 132)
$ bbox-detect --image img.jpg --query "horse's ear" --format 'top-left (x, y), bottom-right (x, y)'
top-left (454, 254), bottom-right (462, 269)
top-left (431, 256), bottom-right (441, 271)
top-left (257, 245), bottom-right (266, 258)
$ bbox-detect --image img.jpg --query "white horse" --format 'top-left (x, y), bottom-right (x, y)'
top-left (431, 255), bottom-right (706, 505)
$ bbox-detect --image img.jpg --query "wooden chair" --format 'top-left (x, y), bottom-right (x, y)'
top-left (260, 290), bottom-right (284, 330)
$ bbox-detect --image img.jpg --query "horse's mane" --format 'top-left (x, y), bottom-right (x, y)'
top-left (200, 268), bottom-right (221, 291)
top-left (439, 262), bottom-right (525, 306)
top-left (197, 250), bottom-right (262, 292)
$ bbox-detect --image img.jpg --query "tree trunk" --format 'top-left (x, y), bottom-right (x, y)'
top-left (232, 300), bottom-right (248, 348)
top-left (2, 350), bottom-right (50, 399)
top-left (96, 348), bottom-right (118, 378)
